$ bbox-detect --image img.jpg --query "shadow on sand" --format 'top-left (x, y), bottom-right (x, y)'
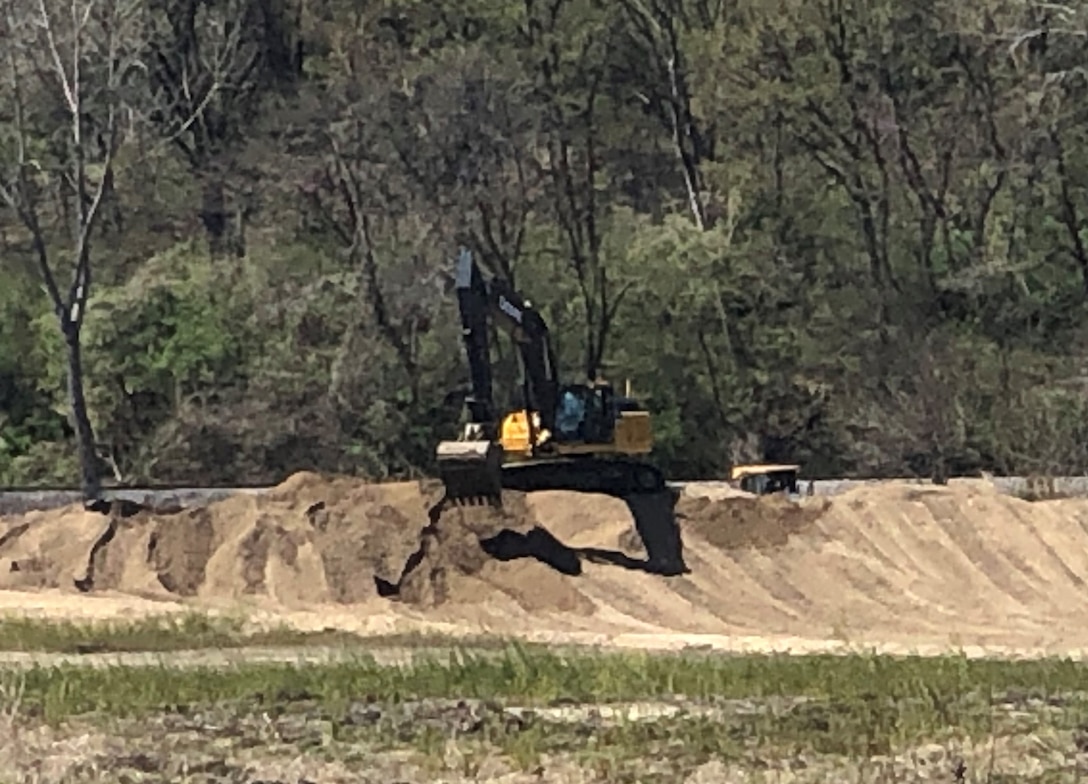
top-left (380, 487), bottom-right (690, 600)
top-left (479, 489), bottom-right (689, 576)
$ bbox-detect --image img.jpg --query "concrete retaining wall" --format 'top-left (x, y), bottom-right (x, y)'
top-left (0, 487), bottom-right (263, 516)
top-left (4, 474), bottom-right (1088, 516)
top-left (678, 476), bottom-right (1088, 499)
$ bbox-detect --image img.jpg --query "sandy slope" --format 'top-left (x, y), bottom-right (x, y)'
top-left (3, 472), bottom-right (1088, 659)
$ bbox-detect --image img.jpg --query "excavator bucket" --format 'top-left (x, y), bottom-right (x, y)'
top-left (435, 439), bottom-right (505, 505)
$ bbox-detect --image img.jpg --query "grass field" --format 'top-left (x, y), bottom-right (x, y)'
top-left (1, 615), bottom-right (1087, 782)
top-left (0, 613), bottom-right (520, 656)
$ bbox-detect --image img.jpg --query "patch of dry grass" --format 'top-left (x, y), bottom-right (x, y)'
top-left (3, 642), bottom-right (1088, 781)
top-left (0, 613), bottom-right (345, 654)
top-left (0, 612), bottom-right (521, 656)
top-left (0, 672), bottom-right (109, 784)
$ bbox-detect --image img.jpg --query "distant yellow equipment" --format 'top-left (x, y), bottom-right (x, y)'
top-left (729, 464), bottom-right (801, 496)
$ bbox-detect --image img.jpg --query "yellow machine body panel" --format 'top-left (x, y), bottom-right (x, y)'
top-left (498, 408), bottom-right (653, 462)
top-left (613, 411), bottom-right (653, 454)
top-left (499, 410), bottom-right (541, 456)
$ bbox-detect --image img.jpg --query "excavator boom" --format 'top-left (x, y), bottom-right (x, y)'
top-left (433, 250), bottom-right (505, 501)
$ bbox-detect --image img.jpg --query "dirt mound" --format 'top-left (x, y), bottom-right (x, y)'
top-left (0, 474), bottom-right (434, 609)
top-left (395, 493), bottom-right (594, 615)
top-left (0, 474), bottom-right (608, 617)
top-left (10, 474), bottom-right (1088, 656)
top-left (0, 507), bottom-right (113, 591)
top-left (677, 493), bottom-right (830, 551)
top-left (654, 479), bottom-right (1088, 651)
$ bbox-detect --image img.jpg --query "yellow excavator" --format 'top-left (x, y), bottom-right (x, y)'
top-left (435, 248), bottom-right (667, 504)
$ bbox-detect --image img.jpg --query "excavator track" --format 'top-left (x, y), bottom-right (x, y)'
top-left (436, 441), bottom-right (666, 507)
top-left (500, 456), bottom-right (666, 497)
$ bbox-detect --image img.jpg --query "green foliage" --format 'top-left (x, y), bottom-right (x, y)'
top-left (25, 243), bottom-right (253, 482)
top-left (89, 244), bottom-right (246, 388)
top-left (4, 0), bottom-right (1088, 485)
top-left (0, 274), bottom-right (66, 485)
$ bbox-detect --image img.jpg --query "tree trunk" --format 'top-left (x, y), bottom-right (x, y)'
top-left (64, 325), bottom-right (102, 503)
top-left (200, 175), bottom-right (228, 257)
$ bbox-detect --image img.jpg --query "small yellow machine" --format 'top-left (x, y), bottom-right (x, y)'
top-left (729, 464), bottom-right (801, 495)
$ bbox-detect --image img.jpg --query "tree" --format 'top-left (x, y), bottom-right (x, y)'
top-left (376, 44), bottom-right (542, 285)
top-left (0, 0), bottom-right (142, 503)
top-left (142, 0), bottom-right (302, 256)
top-left (616, 0), bottom-right (721, 229)
top-left (515, 0), bottom-right (632, 381)
top-left (294, 59), bottom-right (461, 475)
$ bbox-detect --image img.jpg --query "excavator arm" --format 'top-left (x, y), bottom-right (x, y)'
top-left (434, 247), bottom-right (551, 501)
top-left (451, 248), bottom-right (497, 435)
top-left (433, 251), bottom-right (682, 573)
top-left (451, 247), bottom-right (561, 437)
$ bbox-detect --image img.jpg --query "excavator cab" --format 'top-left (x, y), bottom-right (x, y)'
top-left (552, 383), bottom-right (616, 445)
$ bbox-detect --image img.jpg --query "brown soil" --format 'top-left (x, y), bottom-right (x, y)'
top-left (7, 473), bottom-right (1088, 656)
top-left (394, 492), bottom-right (595, 615)
top-left (0, 473), bottom-right (602, 617)
top-left (677, 493), bottom-right (829, 551)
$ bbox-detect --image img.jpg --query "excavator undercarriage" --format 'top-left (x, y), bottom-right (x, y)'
top-left (437, 440), bottom-right (667, 507)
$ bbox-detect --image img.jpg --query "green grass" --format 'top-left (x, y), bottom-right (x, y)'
top-left (3, 646), bottom-right (1087, 779)
top-left (0, 612), bottom-right (520, 655)
top-left (0, 613), bottom-right (361, 653)
top-left (2, 615), bottom-right (1087, 778)
top-left (7, 644), bottom-right (1088, 723)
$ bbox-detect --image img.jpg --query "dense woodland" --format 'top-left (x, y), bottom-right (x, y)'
top-left (2, 0), bottom-right (1088, 492)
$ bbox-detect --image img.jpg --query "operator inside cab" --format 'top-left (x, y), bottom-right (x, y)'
top-left (555, 389), bottom-right (586, 439)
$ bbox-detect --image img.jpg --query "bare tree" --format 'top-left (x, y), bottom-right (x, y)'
top-left (517, 0), bottom-right (634, 382)
top-left (378, 52), bottom-right (540, 286)
top-left (301, 111), bottom-right (445, 406)
top-left (142, 0), bottom-right (302, 256)
top-left (618, 0), bottom-right (718, 230)
top-left (0, 0), bottom-right (142, 504)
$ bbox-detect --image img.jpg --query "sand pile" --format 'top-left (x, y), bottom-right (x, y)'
top-left (677, 492), bottom-right (829, 550)
top-left (398, 494), bottom-right (594, 615)
top-left (657, 479), bottom-right (1088, 650)
top-left (7, 472), bottom-right (1088, 654)
top-left (0, 507), bottom-right (114, 591)
top-left (0, 472), bottom-right (434, 608)
top-left (0, 472), bottom-right (612, 616)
